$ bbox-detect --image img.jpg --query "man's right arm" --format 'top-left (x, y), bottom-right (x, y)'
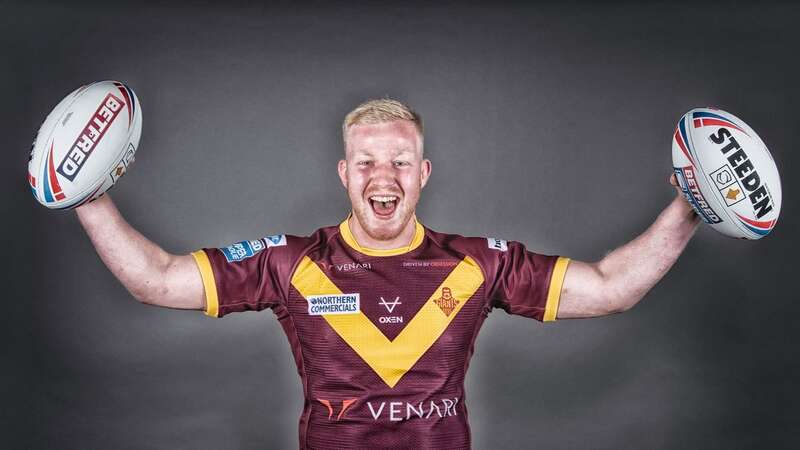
top-left (75, 194), bottom-right (206, 311)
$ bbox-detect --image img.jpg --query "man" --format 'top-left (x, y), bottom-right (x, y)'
top-left (76, 98), bottom-right (699, 449)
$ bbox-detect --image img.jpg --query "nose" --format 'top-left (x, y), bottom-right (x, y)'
top-left (370, 160), bottom-right (398, 184)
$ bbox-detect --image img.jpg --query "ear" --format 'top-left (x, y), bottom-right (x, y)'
top-left (420, 159), bottom-right (432, 189)
top-left (337, 159), bottom-right (348, 189)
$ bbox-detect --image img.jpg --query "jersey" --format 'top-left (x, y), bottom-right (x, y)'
top-left (191, 217), bottom-right (570, 450)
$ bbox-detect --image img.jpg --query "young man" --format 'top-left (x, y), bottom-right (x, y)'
top-left (76, 99), bottom-right (699, 449)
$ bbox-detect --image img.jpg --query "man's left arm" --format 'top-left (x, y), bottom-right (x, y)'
top-left (557, 181), bottom-right (701, 319)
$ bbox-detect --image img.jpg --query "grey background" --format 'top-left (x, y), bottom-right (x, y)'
top-left (4, 1), bottom-right (799, 449)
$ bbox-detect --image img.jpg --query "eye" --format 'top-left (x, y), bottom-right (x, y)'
top-left (393, 160), bottom-right (410, 167)
top-left (357, 160), bottom-right (372, 167)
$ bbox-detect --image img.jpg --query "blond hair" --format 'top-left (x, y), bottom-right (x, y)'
top-left (342, 98), bottom-right (424, 149)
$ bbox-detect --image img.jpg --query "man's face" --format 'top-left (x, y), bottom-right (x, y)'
top-left (338, 120), bottom-right (431, 242)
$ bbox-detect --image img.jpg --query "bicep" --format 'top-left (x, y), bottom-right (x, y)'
top-left (152, 253), bottom-right (206, 311)
top-left (556, 260), bottom-right (617, 319)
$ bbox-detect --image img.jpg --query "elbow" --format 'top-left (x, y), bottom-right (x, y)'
top-left (605, 292), bottom-right (642, 315)
top-left (597, 281), bottom-right (640, 315)
top-left (595, 266), bottom-right (642, 315)
top-left (131, 282), bottom-right (169, 307)
top-left (129, 265), bottom-right (172, 307)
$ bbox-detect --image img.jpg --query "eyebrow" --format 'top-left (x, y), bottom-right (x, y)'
top-left (352, 148), bottom-right (414, 157)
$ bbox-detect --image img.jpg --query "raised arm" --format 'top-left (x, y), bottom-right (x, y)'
top-left (557, 176), bottom-right (701, 318)
top-left (75, 194), bottom-right (205, 310)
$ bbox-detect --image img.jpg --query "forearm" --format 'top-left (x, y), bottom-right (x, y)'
top-left (75, 195), bottom-right (197, 308)
top-left (597, 195), bottom-right (701, 311)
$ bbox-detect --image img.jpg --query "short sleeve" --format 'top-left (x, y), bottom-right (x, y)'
top-left (485, 240), bottom-right (570, 322)
top-left (191, 235), bottom-right (303, 318)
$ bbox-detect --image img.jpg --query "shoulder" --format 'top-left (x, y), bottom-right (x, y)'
top-left (424, 226), bottom-right (512, 265)
top-left (213, 223), bottom-right (340, 265)
top-left (272, 224), bottom-right (341, 261)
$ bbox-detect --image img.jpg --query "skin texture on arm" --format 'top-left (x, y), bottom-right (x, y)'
top-left (75, 194), bottom-right (205, 310)
top-left (558, 179), bottom-right (701, 319)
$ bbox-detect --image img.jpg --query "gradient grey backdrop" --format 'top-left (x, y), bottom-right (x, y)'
top-left (5, 1), bottom-right (799, 449)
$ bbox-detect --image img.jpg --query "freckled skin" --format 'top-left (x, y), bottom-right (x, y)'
top-left (338, 120), bottom-right (431, 249)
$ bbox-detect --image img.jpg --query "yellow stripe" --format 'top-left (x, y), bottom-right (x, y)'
top-left (543, 257), bottom-right (570, 322)
top-left (191, 250), bottom-right (219, 318)
top-left (338, 215), bottom-right (425, 257)
top-left (291, 255), bottom-right (483, 388)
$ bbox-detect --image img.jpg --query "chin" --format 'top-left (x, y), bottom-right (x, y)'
top-left (363, 216), bottom-right (402, 240)
top-left (354, 206), bottom-right (410, 242)
top-left (366, 223), bottom-right (403, 241)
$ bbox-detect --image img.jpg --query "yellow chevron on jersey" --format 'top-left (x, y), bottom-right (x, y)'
top-left (291, 255), bottom-right (483, 388)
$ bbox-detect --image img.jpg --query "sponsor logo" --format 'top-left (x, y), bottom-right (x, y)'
top-left (379, 296), bottom-right (402, 313)
top-left (674, 166), bottom-right (722, 224)
top-left (318, 261), bottom-right (372, 272)
top-left (487, 237), bottom-right (508, 252)
top-left (709, 127), bottom-right (774, 219)
top-left (402, 260), bottom-right (457, 269)
top-left (433, 287), bottom-right (458, 316)
top-left (367, 397), bottom-right (459, 422)
top-left (317, 398), bottom-right (358, 421)
top-left (264, 234), bottom-right (286, 248)
top-left (378, 296), bottom-right (403, 324)
top-left (307, 293), bottom-right (360, 315)
top-left (56, 93), bottom-right (125, 182)
top-left (221, 239), bottom-right (265, 262)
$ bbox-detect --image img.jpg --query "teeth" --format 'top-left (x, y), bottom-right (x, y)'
top-left (370, 195), bottom-right (397, 202)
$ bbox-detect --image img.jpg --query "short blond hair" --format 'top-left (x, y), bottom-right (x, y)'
top-left (342, 98), bottom-right (424, 149)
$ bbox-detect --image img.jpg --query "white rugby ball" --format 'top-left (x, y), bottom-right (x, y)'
top-left (672, 107), bottom-right (781, 239)
top-left (27, 80), bottom-right (142, 209)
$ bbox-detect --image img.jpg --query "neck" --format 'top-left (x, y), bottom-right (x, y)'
top-left (347, 214), bottom-right (418, 250)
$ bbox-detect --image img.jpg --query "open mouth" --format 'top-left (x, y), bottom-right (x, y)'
top-left (369, 195), bottom-right (398, 218)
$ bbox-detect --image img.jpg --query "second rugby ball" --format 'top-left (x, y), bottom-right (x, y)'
top-left (672, 107), bottom-right (781, 239)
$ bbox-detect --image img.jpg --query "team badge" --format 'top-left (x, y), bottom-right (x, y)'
top-left (433, 287), bottom-right (458, 316)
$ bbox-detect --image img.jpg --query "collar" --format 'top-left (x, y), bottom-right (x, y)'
top-left (338, 214), bottom-right (425, 257)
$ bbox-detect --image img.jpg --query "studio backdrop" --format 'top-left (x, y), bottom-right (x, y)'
top-left (4, 1), bottom-right (799, 449)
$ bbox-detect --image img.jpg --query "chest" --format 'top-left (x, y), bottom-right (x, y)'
top-left (292, 254), bottom-right (486, 335)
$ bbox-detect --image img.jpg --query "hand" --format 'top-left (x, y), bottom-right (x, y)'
top-left (668, 173), bottom-right (683, 196)
top-left (668, 173), bottom-right (699, 219)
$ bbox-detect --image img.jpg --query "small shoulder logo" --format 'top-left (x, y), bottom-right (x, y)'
top-left (487, 237), bottom-right (508, 252)
top-left (433, 287), bottom-right (458, 316)
top-left (221, 239), bottom-right (265, 262)
top-left (265, 234), bottom-right (286, 248)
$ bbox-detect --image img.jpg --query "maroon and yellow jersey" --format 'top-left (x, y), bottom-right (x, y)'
top-left (191, 218), bottom-right (570, 450)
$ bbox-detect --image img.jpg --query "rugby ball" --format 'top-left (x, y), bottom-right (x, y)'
top-left (27, 80), bottom-right (142, 209)
top-left (672, 108), bottom-right (781, 239)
